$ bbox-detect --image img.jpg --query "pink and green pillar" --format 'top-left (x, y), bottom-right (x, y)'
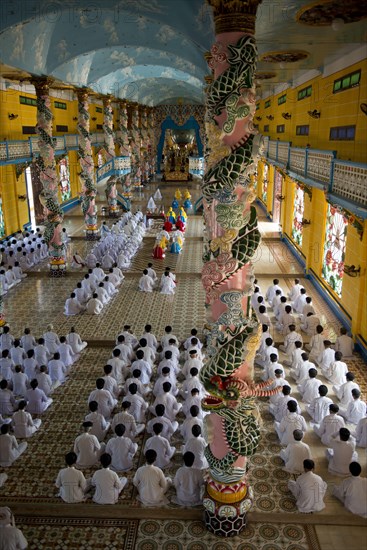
top-left (199, 0), bottom-right (272, 537)
top-left (33, 78), bottom-right (66, 276)
top-left (77, 89), bottom-right (98, 238)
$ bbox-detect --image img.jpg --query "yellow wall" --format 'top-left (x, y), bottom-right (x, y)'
top-left (256, 161), bottom-right (367, 345)
top-left (257, 59), bottom-right (367, 162)
top-left (0, 87), bottom-right (106, 235)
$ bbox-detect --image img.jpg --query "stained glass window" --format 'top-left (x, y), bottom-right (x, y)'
top-left (322, 204), bottom-right (348, 296)
top-left (291, 185), bottom-right (304, 246)
top-left (0, 197), bottom-right (5, 238)
top-left (262, 164), bottom-right (268, 204)
top-left (59, 158), bottom-right (71, 202)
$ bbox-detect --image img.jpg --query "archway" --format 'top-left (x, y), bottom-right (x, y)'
top-left (157, 115), bottom-right (203, 174)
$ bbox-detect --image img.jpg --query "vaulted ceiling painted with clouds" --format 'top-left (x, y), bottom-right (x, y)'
top-left (0, 0), bottom-right (365, 105)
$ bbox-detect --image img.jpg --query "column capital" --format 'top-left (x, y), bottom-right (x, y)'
top-left (75, 87), bottom-right (90, 102)
top-left (102, 95), bottom-right (113, 107)
top-left (31, 76), bottom-right (55, 96)
top-left (206, 0), bottom-right (262, 34)
top-left (204, 51), bottom-right (213, 65)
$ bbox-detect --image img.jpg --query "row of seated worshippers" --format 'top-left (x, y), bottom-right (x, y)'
top-left (0, 228), bottom-right (49, 273)
top-left (138, 264), bottom-right (176, 295)
top-left (71, 211), bottom-right (146, 272)
top-left (64, 264), bottom-right (125, 316)
top-left (253, 279), bottom-right (367, 518)
top-left (0, 325), bottom-right (87, 472)
top-left (0, 229), bottom-right (47, 297)
top-left (55, 325), bottom-right (209, 506)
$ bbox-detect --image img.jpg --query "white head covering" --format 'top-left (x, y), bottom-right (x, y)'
top-left (0, 507), bottom-right (13, 526)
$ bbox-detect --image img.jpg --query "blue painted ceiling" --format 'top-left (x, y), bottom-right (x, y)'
top-left (0, 0), bottom-right (365, 105)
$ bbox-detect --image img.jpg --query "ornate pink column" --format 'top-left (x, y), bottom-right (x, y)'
top-left (77, 89), bottom-right (98, 238)
top-left (140, 107), bottom-right (149, 184)
top-left (118, 100), bottom-right (131, 193)
top-left (129, 103), bottom-right (142, 186)
top-left (200, 0), bottom-right (277, 536)
top-left (33, 78), bottom-right (66, 276)
top-left (103, 96), bottom-right (118, 211)
top-left (148, 108), bottom-right (156, 179)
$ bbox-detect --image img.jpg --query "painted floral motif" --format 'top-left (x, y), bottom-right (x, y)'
top-left (322, 204), bottom-right (348, 296)
top-left (0, 197), bottom-right (5, 238)
top-left (58, 157), bottom-right (71, 202)
top-left (291, 185), bottom-right (304, 246)
top-left (262, 164), bottom-right (268, 204)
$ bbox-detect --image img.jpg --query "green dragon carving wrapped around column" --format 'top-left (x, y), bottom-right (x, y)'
top-left (200, 0), bottom-right (279, 537)
top-left (129, 105), bottom-right (142, 186)
top-left (103, 97), bottom-right (118, 211)
top-left (77, 90), bottom-right (98, 239)
top-left (33, 78), bottom-right (66, 276)
top-left (117, 100), bottom-right (131, 194)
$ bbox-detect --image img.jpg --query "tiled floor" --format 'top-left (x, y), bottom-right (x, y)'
top-left (1, 182), bottom-right (366, 548)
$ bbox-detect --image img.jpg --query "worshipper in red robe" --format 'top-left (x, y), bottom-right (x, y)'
top-left (163, 219), bottom-right (173, 232)
top-left (175, 219), bottom-right (185, 232)
top-left (153, 244), bottom-right (165, 259)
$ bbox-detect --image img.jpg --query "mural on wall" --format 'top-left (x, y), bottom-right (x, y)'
top-left (272, 170), bottom-right (283, 224)
top-left (58, 158), bottom-right (71, 203)
top-left (291, 185), bottom-right (305, 246)
top-left (322, 204), bottom-right (348, 296)
top-left (262, 163), bottom-right (268, 204)
top-left (0, 198), bottom-right (5, 238)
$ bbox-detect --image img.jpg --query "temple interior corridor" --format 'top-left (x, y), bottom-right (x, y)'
top-left (0, 180), bottom-right (366, 549)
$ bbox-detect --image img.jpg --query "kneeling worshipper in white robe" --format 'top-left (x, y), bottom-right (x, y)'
top-left (43, 325), bottom-right (60, 355)
top-left (154, 188), bottom-right (162, 201)
top-left (25, 379), bottom-right (53, 414)
top-left (88, 378), bottom-right (116, 420)
top-left (288, 459), bottom-right (327, 513)
top-left (182, 425), bottom-right (208, 470)
top-left (354, 416), bottom-right (367, 448)
top-left (74, 421), bottom-right (104, 468)
top-left (0, 506), bottom-right (28, 550)
top-left (144, 422), bottom-right (176, 469)
top-left (85, 401), bottom-right (110, 442)
top-left (86, 293), bottom-right (103, 315)
top-left (58, 336), bottom-right (79, 367)
top-left (333, 461), bottom-right (367, 518)
top-left (133, 449), bottom-right (172, 506)
top-left (71, 252), bottom-right (86, 269)
top-left (11, 400), bottom-right (41, 438)
top-left (55, 451), bottom-right (91, 503)
top-left (147, 196), bottom-right (157, 212)
top-left (64, 292), bottom-right (84, 316)
top-left (279, 429), bottom-right (312, 474)
top-left (160, 272), bottom-right (176, 295)
top-left (66, 327), bottom-right (87, 353)
top-left (138, 270), bottom-right (155, 292)
top-left (0, 424), bottom-right (27, 467)
top-left (172, 451), bottom-right (205, 506)
top-left (326, 428), bottom-right (358, 476)
top-left (92, 452), bottom-right (128, 504)
top-left (105, 424), bottom-right (138, 472)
